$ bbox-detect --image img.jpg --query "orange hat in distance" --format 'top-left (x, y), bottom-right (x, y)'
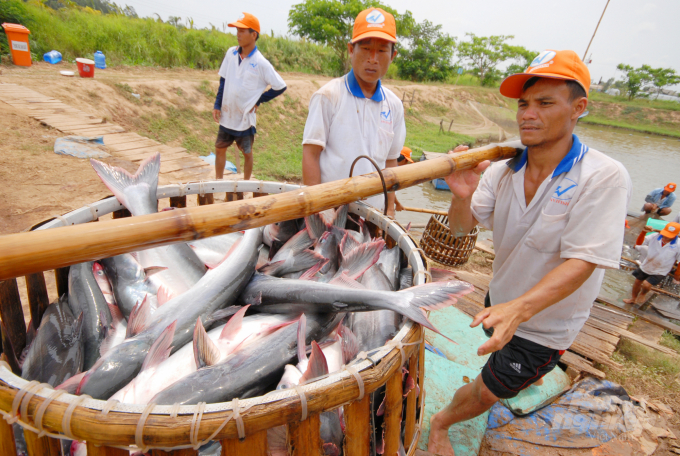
top-left (661, 222), bottom-right (680, 239)
top-left (499, 50), bottom-right (590, 99)
top-left (351, 8), bottom-right (397, 44)
top-left (228, 12), bottom-right (260, 34)
top-left (665, 183), bottom-right (677, 193)
top-left (399, 147), bottom-right (413, 163)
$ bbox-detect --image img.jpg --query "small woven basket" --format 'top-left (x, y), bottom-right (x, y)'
top-left (421, 214), bottom-right (479, 266)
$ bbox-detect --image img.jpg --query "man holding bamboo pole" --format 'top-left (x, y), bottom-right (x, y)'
top-left (301, 7), bottom-right (406, 215)
top-left (428, 50), bottom-right (632, 456)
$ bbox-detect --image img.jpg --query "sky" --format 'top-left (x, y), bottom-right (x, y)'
top-left (121, 0), bottom-right (680, 84)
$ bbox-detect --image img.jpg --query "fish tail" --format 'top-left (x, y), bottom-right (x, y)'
top-left (90, 153), bottom-right (160, 215)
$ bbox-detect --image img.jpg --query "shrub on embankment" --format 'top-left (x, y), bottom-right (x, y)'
top-left (0, 0), bottom-right (336, 73)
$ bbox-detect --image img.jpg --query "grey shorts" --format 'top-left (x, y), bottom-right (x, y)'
top-left (215, 126), bottom-right (254, 153)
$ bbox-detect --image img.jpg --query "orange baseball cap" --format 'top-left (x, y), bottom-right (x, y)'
top-left (499, 50), bottom-right (590, 99)
top-left (351, 8), bottom-right (397, 44)
top-left (400, 147), bottom-right (413, 163)
top-left (665, 183), bottom-right (676, 193)
top-left (228, 12), bottom-right (260, 34)
top-left (661, 222), bottom-right (680, 239)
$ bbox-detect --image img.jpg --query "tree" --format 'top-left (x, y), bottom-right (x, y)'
top-left (616, 64), bottom-right (652, 100)
top-left (456, 33), bottom-right (515, 86)
top-left (503, 46), bottom-right (538, 77)
top-left (396, 19), bottom-right (454, 82)
top-left (288, 0), bottom-right (414, 74)
top-left (647, 67), bottom-right (680, 99)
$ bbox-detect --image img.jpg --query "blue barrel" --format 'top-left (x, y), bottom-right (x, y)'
top-left (94, 50), bottom-right (106, 69)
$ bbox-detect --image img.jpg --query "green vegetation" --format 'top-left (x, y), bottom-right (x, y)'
top-left (0, 0), bottom-right (336, 73)
top-left (580, 116), bottom-right (680, 139)
top-left (660, 331), bottom-right (680, 353)
top-left (397, 20), bottom-right (455, 82)
top-left (589, 91), bottom-right (680, 112)
top-left (404, 113), bottom-right (474, 159)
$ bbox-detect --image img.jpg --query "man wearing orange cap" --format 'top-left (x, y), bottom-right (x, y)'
top-left (625, 222), bottom-right (680, 305)
top-left (428, 50), bottom-right (632, 456)
top-left (642, 183), bottom-right (676, 216)
top-left (212, 12), bottom-right (287, 181)
top-left (302, 8), bottom-right (405, 215)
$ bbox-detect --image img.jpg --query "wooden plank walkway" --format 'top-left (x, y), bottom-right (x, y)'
top-left (0, 83), bottom-right (211, 181)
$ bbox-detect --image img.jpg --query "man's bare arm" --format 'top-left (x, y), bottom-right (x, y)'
top-left (472, 258), bottom-right (597, 355)
top-left (302, 144), bottom-right (323, 186)
top-left (445, 146), bottom-right (489, 237)
top-left (385, 159), bottom-right (397, 217)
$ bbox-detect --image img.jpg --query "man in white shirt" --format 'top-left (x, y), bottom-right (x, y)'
top-left (428, 50), bottom-right (631, 456)
top-left (212, 12), bottom-right (287, 181)
top-left (624, 222), bottom-right (680, 305)
top-left (301, 8), bottom-right (406, 215)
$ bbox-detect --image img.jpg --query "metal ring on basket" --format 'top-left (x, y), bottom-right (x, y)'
top-left (348, 155), bottom-right (389, 217)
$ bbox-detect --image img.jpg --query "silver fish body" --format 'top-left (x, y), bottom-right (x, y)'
top-left (100, 254), bottom-right (159, 319)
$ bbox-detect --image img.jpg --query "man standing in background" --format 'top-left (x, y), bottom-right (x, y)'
top-left (301, 7), bottom-right (405, 215)
top-left (212, 12), bottom-right (287, 181)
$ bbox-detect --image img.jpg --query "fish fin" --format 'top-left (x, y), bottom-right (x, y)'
top-left (304, 213), bottom-right (327, 241)
top-left (299, 259), bottom-right (329, 281)
top-left (55, 372), bottom-right (87, 394)
top-left (107, 303), bottom-right (124, 324)
top-left (263, 249), bottom-right (326, 277)
top-left (219, 305), bottom-right (250, 341)
top-left (377, 395), bottom-right (386, 416)
top-left (143, 266), bottom-right (168, 277)
top-left (90, 153), bottom-right (160, 216)
top-left (339, 325), bottom-right (360, 364)
top-left (334, 205), bottom-right (349, 229)
top-left (338, 239), bottom-right (385, 280)
top-left (267, 426), bottom-right (288, 456)
top-left (207, 237), bottom-right (243, 269)
top-left (405, 222), bottom-right (412, 231)
top-left (141, 320), bottom-right (176, 372)
top-left (429, 267), bottom-right (459, 282)
top-left (0, 320), bottom-right (21, 374)
top-left (258, 259), bottom-right (285, 275)
top-left (403, 374), bottom-right (416, 397)
top-left (99, 307), bottom-right (121, 357)
top-left (273, 228), bottom-right (313, 260)
top-left (323, 443), bottom-right (340, 456)
top-left (126, 295), bottom-right (151, 338)
top-left (320, 209), bottom-right (336, 226)
top-left (156, 285), bottom-right (175, 306)
top-left (193, 318), bottom-right (221, 369)
top-left (204, 306), bottom-right (241, 327)
top-left (297, 314), bottom-right (307, 364)
top-left (339, 232), bottom-right (360, 257)
top-left (359, 219), bottom-right (371, 243)
top-left (329, 272), bottom-right (367, 290)
top-left (300, 341), bottom-right (328, 383)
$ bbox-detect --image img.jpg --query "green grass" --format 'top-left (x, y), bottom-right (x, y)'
top-left (589, 91), bottom-right (680, 112)
top-left (615, 339), bottom-right (680, 376)
top-left (660, 331), bottom-right (680, 353)
top-left (405, 113), bottom-right (475, 157)
top-left (580, 116), bottom-right (680, 139)
top-left (0, 0), bottom-right (337, 73)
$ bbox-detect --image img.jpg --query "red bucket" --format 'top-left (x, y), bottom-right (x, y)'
top-left (76, 58), bottom-right (95, 78)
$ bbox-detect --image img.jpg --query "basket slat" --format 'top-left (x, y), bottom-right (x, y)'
top-left (221, 428), bottom-right (268, 455)
top-left (86, 442), bottom-right (129, 456)
top-left (169, 196), bottom-right (187, 209)
top-left (55, 268), bottom-right (69, 298)
top-left (383, 370), bottom-right (404, 456)
top-left (403, 352), bottom-right (418, 446)
top-left (151, 448), bottom-right (197, 455)
top-left (421, 215), bottom-right (479, 266)
top-left (26, 272), bottom-right (49, 328)
top-left (197, 194), bottom-right (214, 206)
top-left (287, 413), bottom-right (322, 456)
top-left (24, 429), bottom-right (60, 456)
top-left (0, 415), bottom-right (17, 456)
top-left (0, 279), bottom-right (26, 359)
top-left (344, 395), bottom-right (370, 456)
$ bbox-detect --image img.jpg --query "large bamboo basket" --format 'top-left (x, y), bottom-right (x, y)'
top-left (0, 179), bottom-right (429, 456)
top-left (420, 214), bottom-right (480, 266)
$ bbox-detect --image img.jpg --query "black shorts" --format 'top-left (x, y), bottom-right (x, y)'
top-left (215, 126), bottom-right (254, 153)
top-left (481, 335), bottom-right (564, 399)
top-left (632, 267), bottom-right (665, 286)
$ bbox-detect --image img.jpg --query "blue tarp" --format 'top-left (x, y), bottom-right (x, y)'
top-left (54, 136), bottom-right (110, 159)
top-left (200, 153), bottom-right (238, 174)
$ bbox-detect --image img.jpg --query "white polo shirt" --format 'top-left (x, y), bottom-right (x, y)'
top-left (471, 135), bottom-right (632, 350)
top-left (302, 70), bottom-right (406, 210)
top-left (217, 46), bottom-right (286, 132)
top-left (636, 233), bottom-right (680, 276)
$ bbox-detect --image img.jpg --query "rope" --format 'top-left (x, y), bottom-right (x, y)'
top-left (294, 386), bottom-right (308, 422)
top-left (408, 247), bottom-right (428, 265)
top-left (344, 365), bottom-right (365, 401)
top-left (190, 402), bottom-right (206, 449)
top-left (232, 398), bottom-right (245, 440)
top-left (61, 394), bottom-right (91, 440)
top-left (100, 399), bottom-right (119, 416)
top-left (10, 381), bottom-right (40, 424)
top-left (198, 181), bottom-right (206, 197)
top-left (135, 402), bottom-right (156, 453)
top-left (178, 183), bottom-right (186, 197)
top-left (86, 203), bottom-right (99, 221)
top-left (169, 403), bottom-right (181, 418)
top-left (54, 215), bottom-right (71, 227)
top-left (414, 269), bottom-right (432, 283)
top-left (35, 389), bottom-right (66, 437)
top-left (21, 383), bottom-right (51, 424)
top-left (386, 338), bottom-right (422, 368)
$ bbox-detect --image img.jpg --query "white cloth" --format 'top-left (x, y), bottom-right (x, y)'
top-left (471, 136), bottom-right (632, 349)
top-left (302, 71), bottom-right (406, 210)
top-left (217, 46), bottom-right (286, 132)
top-left (635, 234), bottom-right (680, 276)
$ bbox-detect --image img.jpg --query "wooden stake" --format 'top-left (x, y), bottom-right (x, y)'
top-left (221, 429), bottom-right (268, 455)
top-left (344, 395), bottom-right (371, 456)
top-left (0, 414), bottom-right (17, 456)
top-left (0, 141), bottom-right (522, 281)
top-left (23, 430), bottom-right (60, 456)
top-left (0, 279), bottom-right (26, 359)
top-left (86, 442), bottom-right (130, 456)
top-left (25, 272), bottom-right (49, 328)
top-left (401, 206), bottom-right (448, 217)
top-left (197, 194), bottom-right (214, 206)
top-left (383, 369), bottom-right (404, 456)
top-left (287, 414), bottom-right (322, 456)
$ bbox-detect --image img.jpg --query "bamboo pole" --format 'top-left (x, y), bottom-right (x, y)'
top-left (0, 141), bottom-right (522, 281)
top-left (343, 395), bottom-right (371, 456)
top-left (221, 429), bottom-right (268, 455)
top-left (401, 206), bottom-right (448, 217)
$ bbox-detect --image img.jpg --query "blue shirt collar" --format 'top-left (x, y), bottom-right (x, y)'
top-left (507, 134), bottom-right (589, 178)
top-left (657, 233), bottom-right (678, 245)
top-left (233, 46), bottom-right (258, 58)
top-left (345, 69), bottom-right (384, 102)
